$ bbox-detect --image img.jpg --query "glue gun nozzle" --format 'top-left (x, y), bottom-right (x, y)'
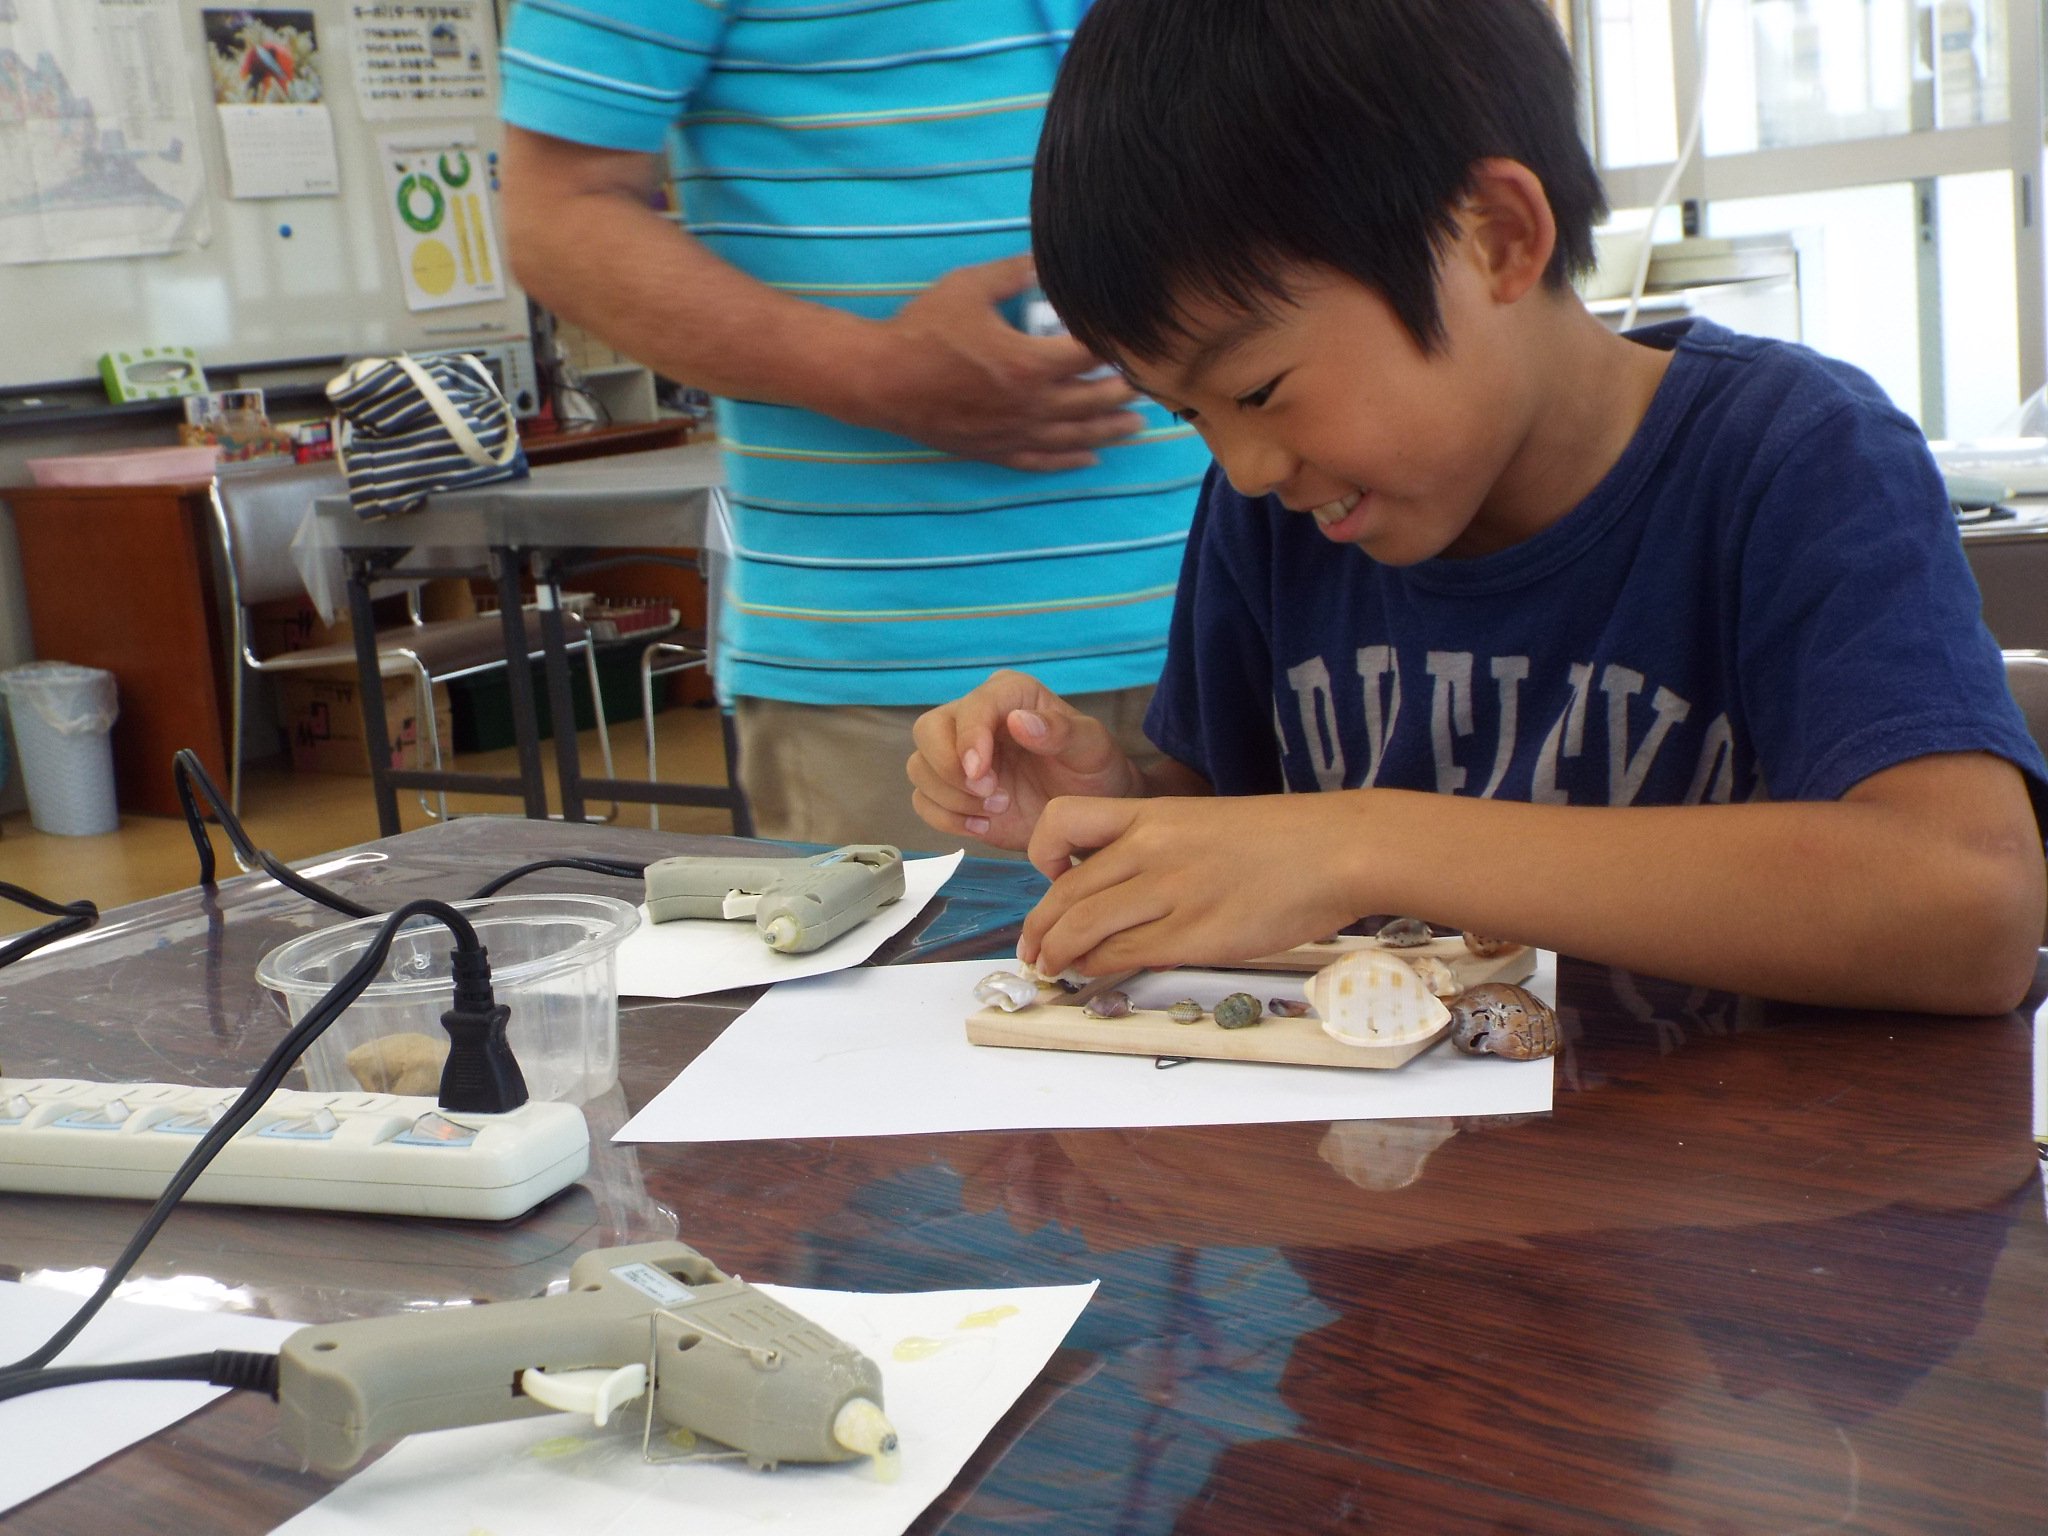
top-left (832, 1396), bottom-right (898, 1468)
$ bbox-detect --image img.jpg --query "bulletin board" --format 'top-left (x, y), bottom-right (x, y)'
top-left (0, 0), bottom-right (527, 393)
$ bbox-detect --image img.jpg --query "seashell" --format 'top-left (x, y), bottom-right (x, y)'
top-left (1461, 932), bottom-right (1518, 958)
top-left (1213, 992), bottom-right (1263, 1030)
top-left (1082, 989), bottom-right (1133, 1019)
top-left (1308, 950), bottom-right (1451, 1047)
top-left (1167, 999), bottom-right (1203, 1024)
top-left (974, 971), bottom-right (1039, 1012)
top-left (1019, 959), bottom-right (1090, 990)
top-left (346, 1031), bottom-right (447, 1095)
top-left (1448, 983), bottom-right (1560, 1059)
top-left (1374, 917), bottom-right (1433, 948)
top-left (1267, 997), bottom-right (1313, 1018)
top-left (1404, 956), bottom-right (1463, 1000)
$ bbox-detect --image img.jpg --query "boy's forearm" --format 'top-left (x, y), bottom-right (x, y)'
top-left (1331, 760), bottom-right (2042, 1013)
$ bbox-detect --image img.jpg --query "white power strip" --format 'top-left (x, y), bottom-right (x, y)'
top-left (0, 1078), bottom-right (589, 1221)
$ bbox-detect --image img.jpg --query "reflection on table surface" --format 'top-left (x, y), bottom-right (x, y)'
top-left (3, 818), bottom-right (2043, 1534)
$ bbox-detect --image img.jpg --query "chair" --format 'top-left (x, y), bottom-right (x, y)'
top-left (209, 462), bottom-right (619, 819)
top-left (2003, 650), bottom-right (2048, 759)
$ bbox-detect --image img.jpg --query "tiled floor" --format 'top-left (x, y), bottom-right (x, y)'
top-left (0, 703), bottom-right (737, 935)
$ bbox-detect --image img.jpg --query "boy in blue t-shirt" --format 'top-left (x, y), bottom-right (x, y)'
top-left (907, 0), bottom-right (2048, 1013)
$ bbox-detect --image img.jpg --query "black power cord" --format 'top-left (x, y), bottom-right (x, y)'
top-left (0, 1350), bottom-right (279, 1405)
top-left (0, 880), bottom-right (97, 970)
top-left (172, 750), bottom-right (648, 915)
top-left (173, 750), bottom-right (374, 919)
top-left (0, 897), bottom-right (501, 1397)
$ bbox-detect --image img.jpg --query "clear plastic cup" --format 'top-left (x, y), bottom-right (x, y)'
top-left (256, 895), bottom-right (639, 1106)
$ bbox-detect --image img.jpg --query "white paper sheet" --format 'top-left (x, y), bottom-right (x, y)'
top-left (615, 851), bottom-right (964, 999)
top-left (217, 104), bottom-right (340, 198)
top-left (618, 955), bottom-right (1555, 1142)
top-left (346, 0), bottom-right (498, 120)
top-left (272, 1281), bottom-right (1097, 1536)
top-left (0, 1280), bottom-right (301, 1513)
top-left (379, 130), bottom-right (506, 311)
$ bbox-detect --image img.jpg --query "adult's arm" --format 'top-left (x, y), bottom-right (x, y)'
top-left (500, 127), bottom-right (1143, 472)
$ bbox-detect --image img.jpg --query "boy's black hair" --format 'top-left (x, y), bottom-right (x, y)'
top-left (1032, 0), bottom-right (1606, 361)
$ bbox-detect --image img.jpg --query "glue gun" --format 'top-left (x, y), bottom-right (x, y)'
top-left (642, 845), bottom-right (905, 952)
top-left (278, 1241), bottom-right (896, 1477)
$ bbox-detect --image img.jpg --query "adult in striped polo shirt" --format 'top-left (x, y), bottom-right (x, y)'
top-left (499, 0), bottom-right (1208, 851)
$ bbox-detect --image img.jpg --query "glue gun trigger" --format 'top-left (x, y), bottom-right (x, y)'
top-left (721, 889), bottom-right (762, 921)
top-left (519, 1362), bottom-right (648, 1427)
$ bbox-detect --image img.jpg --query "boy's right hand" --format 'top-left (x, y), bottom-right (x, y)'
top-left (909, 670), bottom-right (1145, 849)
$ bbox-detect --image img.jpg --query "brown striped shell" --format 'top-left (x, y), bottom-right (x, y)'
top-left (1447, 983), bottom-right (1560, 1060)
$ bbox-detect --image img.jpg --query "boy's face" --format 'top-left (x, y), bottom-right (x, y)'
top-left (1120, 255), bottom-right (1542, 564)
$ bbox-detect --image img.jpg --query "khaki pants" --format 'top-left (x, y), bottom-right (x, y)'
top-left (734, 687), bottom-right (1161, 857)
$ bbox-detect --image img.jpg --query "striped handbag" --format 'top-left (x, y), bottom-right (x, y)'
top-left (326, 353), bottom-right (528, 519)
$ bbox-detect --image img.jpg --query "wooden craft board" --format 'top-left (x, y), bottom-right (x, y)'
top-left (1225, 931), bottom-right (1511, 973)
top-left (966, 942), bottom-right (1535, 1071)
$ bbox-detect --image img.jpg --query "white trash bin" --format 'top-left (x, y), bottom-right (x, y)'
top-left (0, 663), bottom-right (119, 836)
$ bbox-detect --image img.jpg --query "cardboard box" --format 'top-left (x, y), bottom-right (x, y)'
top-left (274, 669), bottom-right (453, 777)
top-left (247, 595), bottom-right (350, 660)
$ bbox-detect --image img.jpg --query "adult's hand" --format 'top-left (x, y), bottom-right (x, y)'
top-left (852, 254), bottom-right (1147, 471)
top-left (503, 133), bottom-right (1141, 470)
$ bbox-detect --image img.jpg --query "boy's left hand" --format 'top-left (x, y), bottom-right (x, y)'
top-left (1020, 793), bottom-right (1367, 977)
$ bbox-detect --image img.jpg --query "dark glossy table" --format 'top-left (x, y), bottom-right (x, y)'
top-left (2, 819), bottom-right (2044, 1534)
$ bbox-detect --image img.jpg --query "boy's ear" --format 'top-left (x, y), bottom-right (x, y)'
top-left (1459, 158), bottom-right (1558, 306)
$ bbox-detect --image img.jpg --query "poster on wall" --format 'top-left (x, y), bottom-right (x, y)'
top-left (203, 8), bottom-right (340, 198)
top-left (0, 0), bottom-right (209, 265)
top-left (347, 2), bottom-right (496, 121)
top-left (379, 128), bottom-right (503, 311)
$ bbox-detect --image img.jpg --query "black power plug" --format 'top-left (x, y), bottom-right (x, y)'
top-left (436, 945), bottom-right (529, 1113)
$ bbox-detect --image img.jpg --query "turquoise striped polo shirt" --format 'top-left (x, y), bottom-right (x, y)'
top-left (500, 0), bottom-right (1208, 706)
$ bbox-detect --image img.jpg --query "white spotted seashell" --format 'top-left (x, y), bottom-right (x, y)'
top-left (1307, 951), bottom-right (1452, 1048)
top-left (973, 971), bottom-right (1039, 1012)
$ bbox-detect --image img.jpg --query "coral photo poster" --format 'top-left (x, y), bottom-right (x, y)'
top-left (202, 8), bottom-right (339, 198)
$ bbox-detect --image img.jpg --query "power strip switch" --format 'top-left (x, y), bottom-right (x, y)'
top-left (0, 1078), bottom-right (589, 1220)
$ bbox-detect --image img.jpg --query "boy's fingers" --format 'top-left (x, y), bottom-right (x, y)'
top-left (910, 787), bottom-right (985, 839)
top-left (1032, 878), bottom-right (1173, 978)
top-left (910, 700), bottom-right (998, 791)
top-left (905, 752), bottom-right (987, 818)
top-left (1008, 707), bottom-right (1121, 779)
top-left (1025, 794), bottom-right (1140, 876)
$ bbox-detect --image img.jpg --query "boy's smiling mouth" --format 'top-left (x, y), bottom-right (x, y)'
top-left (1309, 490), bottom-right (1363, 526)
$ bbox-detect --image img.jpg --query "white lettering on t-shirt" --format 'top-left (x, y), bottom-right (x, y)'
top-left (1531, 662), bottom-right (1593, 804)
top-left (1480, 655), bottom-right (1530, 799)
top-left (1425, 651), bottom-right (1474, 793)
top-left (1354, 645), bottom-right (1403, 787)
top-left (1601, 664), bottom-right (1693, 806)
top-left (1684, 713), bottom-right (1736, 804)
top-left (1283, 656), bottom-right (1346, 791)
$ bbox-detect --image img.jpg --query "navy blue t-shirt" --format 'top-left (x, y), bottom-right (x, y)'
top-left (1146, 319), bottom-right (2048, 816)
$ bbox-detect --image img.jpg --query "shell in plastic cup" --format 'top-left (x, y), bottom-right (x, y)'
top-left (256, 894), bottom-right (640, 1105)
